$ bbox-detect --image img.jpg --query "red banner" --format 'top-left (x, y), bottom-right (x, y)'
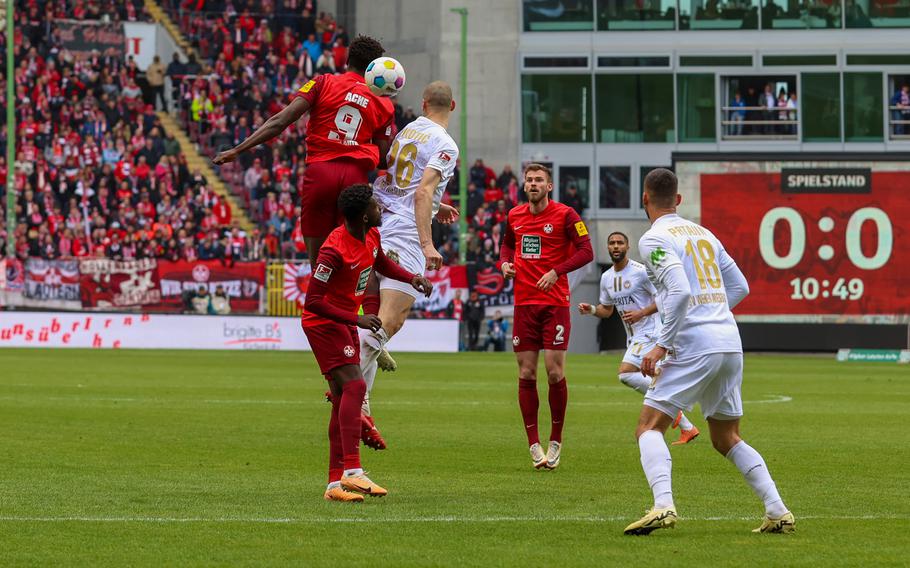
top-left (80, 258), bottom-right (161, 308)
top-left (699, 170), bottom-right (910, 318)
top-left (156, 260), bottom-right (265, 312)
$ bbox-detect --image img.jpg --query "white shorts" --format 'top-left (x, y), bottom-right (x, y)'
top-left (622, 338), bottom-right (657, 369)
top-left (377, 214), bottom-right (424, 299)
top-left (644, 352), bottom-right (744, 420)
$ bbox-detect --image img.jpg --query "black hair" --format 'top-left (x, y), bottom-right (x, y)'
top-left (607, 231), bottom-right (629, 244)
top-left (338, 183), bottom-right (374, 222)
top-left (643, 168), bottom-right (678, 207)
top-left (347, 35), bottom-right (385, 73)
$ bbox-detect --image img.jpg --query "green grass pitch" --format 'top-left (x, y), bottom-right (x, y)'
top-left (1, 349), bottom-right (908, 566)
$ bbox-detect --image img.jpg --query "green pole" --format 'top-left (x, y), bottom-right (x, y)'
top-left (450, 7), bottom-right (467, 264)
top-left (5, 0), bottom-right (14, 258)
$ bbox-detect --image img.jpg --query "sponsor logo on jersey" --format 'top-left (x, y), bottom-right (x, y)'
top-left (649, 247), bottom-right (667, 266)
top-left (512, 336), bottom-right (520, 346)
top-left (314, 263), bottom-right (333, 282)
top-left (386, 249), bottom-right (400, 264)
top-left (520, 235), bottom-right (541, 259)
top-left (300, 80), bottom-right (315, 93)
top-left (543, 223), bottom-right (553, 234)
top-left (343, 345), bottom-right (355, 358)
top-left (574, 221), bottom-right (588, 237)
top-left (355, 267), bottom-right (372, 295)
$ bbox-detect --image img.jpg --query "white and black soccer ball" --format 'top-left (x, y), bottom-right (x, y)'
top-left (365, 56), bottom-right (406, 97)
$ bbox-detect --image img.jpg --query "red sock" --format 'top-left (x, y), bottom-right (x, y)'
top-left (340, 379), bottom-right (367, 471)
top-left (518, 378), bottom-right (540, 446)
top-left (361, 292), bottom-right (380, 316)
top-left (328, 395), bottom-right (343, 483)
top-left (548, 378), bottom-right (568, 443)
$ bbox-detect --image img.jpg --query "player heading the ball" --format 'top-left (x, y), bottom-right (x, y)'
top-left (499, 164), bottom-right (594, 470)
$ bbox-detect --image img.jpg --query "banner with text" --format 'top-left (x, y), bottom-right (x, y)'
top-left (24, 259), bottom-right (80, 301)
top-left (79, 258), bottom-right (161, 308)
top-left (156, 260), bottom-right (265, 312)
top-left (56, 21), bottom-right (125, 59)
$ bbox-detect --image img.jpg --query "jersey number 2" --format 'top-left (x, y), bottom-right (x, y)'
top-left (331, 105), bottom-right (363, 142)
top-left (554, 324), bottom-right (565, 344)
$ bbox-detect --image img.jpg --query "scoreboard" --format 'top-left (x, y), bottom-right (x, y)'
top-left (674, 155), bottom-right (910, 323)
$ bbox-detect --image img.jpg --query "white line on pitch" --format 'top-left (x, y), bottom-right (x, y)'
top-left (0, 514), bottom-right (902, 524)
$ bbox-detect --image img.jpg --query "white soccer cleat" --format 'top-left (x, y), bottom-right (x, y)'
top-left (623, 507), bottom-right (678, 535)
top-left (377, 348), bottom-right (398, 372)
top-left (544, 441), bottom-right (561, 469)
top-left (752, 511), bottom-right (796, 533)
top-left (529, 443), bottom-right (548, 469)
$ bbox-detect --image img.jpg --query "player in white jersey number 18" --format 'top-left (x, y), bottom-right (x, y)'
top-left (356, 82), bottom-right (461, 448)
top-left (578, 231), bottom-right (698, 445)
top-left (622, 168), bottom-right (793, 536)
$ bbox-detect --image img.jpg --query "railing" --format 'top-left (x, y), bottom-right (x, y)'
top-left (888, 105), bottom-right (910, 140)
top-left (721, 105), bottom-right (799, 141)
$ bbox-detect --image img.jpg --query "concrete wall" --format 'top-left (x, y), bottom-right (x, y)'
top-left (355, 0), bottom-right (520, 172)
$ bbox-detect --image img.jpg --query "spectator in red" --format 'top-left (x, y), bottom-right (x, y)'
top-left (213, 196), bottom-right (232, 227)
top-left (332, 37), bottom-right (348, 70)
top-left (483, 178), bottom-right (504, 203)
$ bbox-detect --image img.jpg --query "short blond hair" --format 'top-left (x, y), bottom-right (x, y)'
top-left (423, 81), bottom-right (453, 111)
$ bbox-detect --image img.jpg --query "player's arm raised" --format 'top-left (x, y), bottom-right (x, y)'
top-left (304, 247), bottom-right (382, 331)
top-left (414, 167), bottom-right (444, 271)
top-left (213, 97), bottom-right (311, 164)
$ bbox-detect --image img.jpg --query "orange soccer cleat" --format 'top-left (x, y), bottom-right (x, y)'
top-left (671, 425), bottom-right (700, 446)
top-left (324, 486), bottom-right (365, 502)
top-left (361, 413), bottom-right (387, 450)
top-left (341, 472), bottom-right (388, 497)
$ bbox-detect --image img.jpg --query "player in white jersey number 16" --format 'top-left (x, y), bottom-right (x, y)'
top-left (578, 231), bottom-right (699, 446)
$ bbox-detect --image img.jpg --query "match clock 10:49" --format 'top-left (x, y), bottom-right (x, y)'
top-left (699, 167), bottom-right (909, 318)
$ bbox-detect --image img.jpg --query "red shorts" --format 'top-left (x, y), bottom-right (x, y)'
top-left (512, 304), bottom-right (571, 352)
top-left (302, 321), bottom-right (360, 375)
top-left (299, 159), bottom-right (370, 238)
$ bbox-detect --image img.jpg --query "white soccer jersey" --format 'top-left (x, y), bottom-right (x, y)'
top-left (638, 213), bottom-right (743, 359)
top-left (373, 116), bottom-right (459, 224)
top-left (598, 260), bottom-right (659, 344)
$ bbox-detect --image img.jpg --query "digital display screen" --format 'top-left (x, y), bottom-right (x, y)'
top-left (677, 157), bottom-right (910, 323)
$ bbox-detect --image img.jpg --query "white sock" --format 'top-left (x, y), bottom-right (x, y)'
top-left (327, 481), bottom-right (341, 490)
top-left (361, 391), bottom-right (372, 416)
top-left (726, 440), bottom-right (788, 517)
top-left (639, 430), bottom-right (674, 509)
top-left (677, 413), bottom-right (694, 431)
top-left (343, 468), bottom-right (364, 478)
top-left (619, 372), bottom-right (651, 395)
top-left (358, 328), bottom-right (388, 407)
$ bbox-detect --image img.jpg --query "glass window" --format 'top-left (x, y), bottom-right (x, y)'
top-left (598, 56), bottom-right (671, 68)
top-left (596, 74), bottom-right (675, 143)
top-left (763, 54), bottom-right (837, 66)
top-left (558, 166), bottom-right (591, 214)
top-left (524, 0), bottom-right (595, 31)
top-left (679, 0), bottom-right (759, 30)
top-left (846, 0), bottom-right (910, 28)
top-left (597, 0), bottom-right (677, 30)
top-left (522, 75), bottom-right (592, 143)
top-left (722, 76), bottom-right (798, 139)
top-left (847, 54), bottom-right (910, 65)
top-left (678, 74), bottom-right (717, 142)
top-left (524, 57), bottom-right (589, 68)
top-left (680, 55), bottom-right (753, 67)
top-left (888, 75), bottom-right (910, 140)
top-left (599, 166), bottom-right (631, 209)
top-left (801, 73), bottom-right (841, 142)
top-left (844, 72), bottom-right (884, 141)
top-left (762, 0), bottom-right (841, 29)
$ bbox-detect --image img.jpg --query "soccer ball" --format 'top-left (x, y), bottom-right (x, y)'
top-left (365, 57), bottom-right (406, 97)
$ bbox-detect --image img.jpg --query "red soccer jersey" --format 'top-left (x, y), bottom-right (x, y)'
top-left (291, 72), bottom-right (395, 169)
top-left (501, 200), bottom-right (592, 307)
top-left (302, 226), bottom-right (382, 328)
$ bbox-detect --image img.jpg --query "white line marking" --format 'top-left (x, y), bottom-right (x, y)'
top-left (0, 514), bottom-right (902, 524)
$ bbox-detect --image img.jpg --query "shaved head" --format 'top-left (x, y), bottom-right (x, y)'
top-left (423, 81), bottom-right (453, 111)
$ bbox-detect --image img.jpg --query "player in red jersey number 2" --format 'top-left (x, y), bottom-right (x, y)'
top-left (302, 184), bottom-right (432, 502)
top-left (499, 164), bottom-right (594, 470)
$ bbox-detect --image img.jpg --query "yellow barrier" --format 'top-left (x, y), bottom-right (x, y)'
top-left (266, 261), bottom-right (304, 317)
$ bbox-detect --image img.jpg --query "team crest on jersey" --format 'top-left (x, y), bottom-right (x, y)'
top-left (386, 249), bottom-right (400, 264)
top-left (520, 235), bottom-right (541, 259)
top-left (624, 280), bottom-right (631, 289)
top-left (512, 336), bottom-right (520, 347)
top-left (314, 263), bottom-right (333, 282)
top-left (343, 345), bottom-right (355, 358)
top-left (543, 223), bottom-right (553, 234)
